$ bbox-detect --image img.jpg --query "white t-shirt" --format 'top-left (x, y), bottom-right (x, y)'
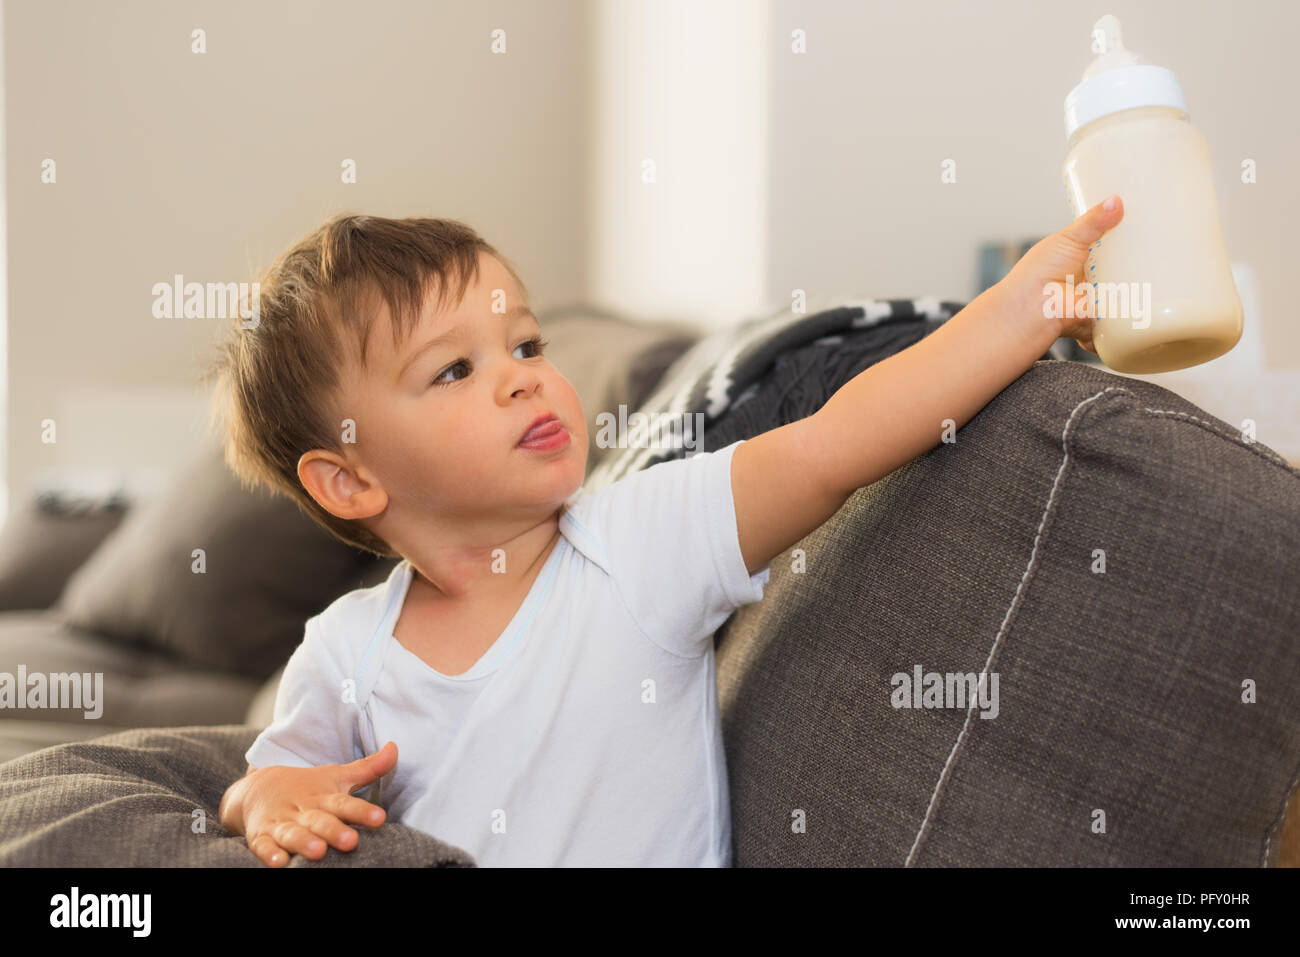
top-left (244, 438), bottom-right (770, 867)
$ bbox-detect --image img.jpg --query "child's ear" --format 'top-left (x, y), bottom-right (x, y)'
top-left (297, 450), bottom-right (387, 520)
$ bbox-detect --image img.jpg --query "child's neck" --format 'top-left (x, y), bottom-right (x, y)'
top-left (404, 515), bottom-right (561, 607)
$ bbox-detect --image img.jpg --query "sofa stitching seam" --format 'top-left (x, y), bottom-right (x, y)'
top-left (903, 386), bottom-right (1121, 866)
top-left (907, 382), bottom-right (1297, 865)
top-left (1132, 405), bottom-right (1299, 477)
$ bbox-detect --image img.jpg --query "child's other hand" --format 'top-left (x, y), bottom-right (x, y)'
top-left (999, 194), bottom-right (1124, 355)
top-left (234, 740), bottom-right (398, 867)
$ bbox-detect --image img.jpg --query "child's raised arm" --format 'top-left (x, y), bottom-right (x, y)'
top-left (731, 196), bottom-right (1124, 575)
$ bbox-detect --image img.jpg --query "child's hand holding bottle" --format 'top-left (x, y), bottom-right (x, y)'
top-left (1000, 194), bottom-right (1125, 356)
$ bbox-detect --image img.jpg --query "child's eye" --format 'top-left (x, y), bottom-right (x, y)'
top-left (431, 360), bottom-right (471, 387)
top-left (514, 336), bottom-right (548, 360)
top-left (430, 337), bottom-right (548, 388)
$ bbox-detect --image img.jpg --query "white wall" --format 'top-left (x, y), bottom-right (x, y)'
top-left (587, 0), bottom-right (771, 328)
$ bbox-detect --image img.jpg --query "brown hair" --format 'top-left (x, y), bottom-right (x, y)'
top-left (203, 213), bottom-right (528, 558)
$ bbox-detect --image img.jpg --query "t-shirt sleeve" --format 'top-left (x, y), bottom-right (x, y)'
top-left (575, 438), bottom-right (771, 658)
top-left (244, 614), bottom-right (364, 769)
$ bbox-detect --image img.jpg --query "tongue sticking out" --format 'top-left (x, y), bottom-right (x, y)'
top-left (521, 420), bottom-right (562, 444)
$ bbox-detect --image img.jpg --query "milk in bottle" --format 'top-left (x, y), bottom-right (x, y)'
top-left (1062, 14), bottom-right (1243, 373)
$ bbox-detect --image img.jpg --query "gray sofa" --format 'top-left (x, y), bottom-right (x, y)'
top-left (0, 306), bottom-right (1297, 867)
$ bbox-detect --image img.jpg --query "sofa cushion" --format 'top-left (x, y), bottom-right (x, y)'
top-left (715, 359), bottom-right (1300, 866)
top-left (0, 725), bottom-right (475, 866)
top-left (0, 609), bottom-right (260, 729)
top-left (54, 443), bottom-right (377, 681)
top-left (0, 491), bottom-right (129, 611)
top-left (0, 719), bottom-right (141, 767)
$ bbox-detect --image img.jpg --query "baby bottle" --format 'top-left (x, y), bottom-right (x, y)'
top-left (1062, 14), bottom-right (1243, 373)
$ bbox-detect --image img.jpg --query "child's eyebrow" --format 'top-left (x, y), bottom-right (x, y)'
top-left (396, 304), bottom-right (536, 381)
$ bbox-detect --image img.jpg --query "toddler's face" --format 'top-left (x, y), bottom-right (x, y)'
top-left (341, 252), bottom-right (587, 527)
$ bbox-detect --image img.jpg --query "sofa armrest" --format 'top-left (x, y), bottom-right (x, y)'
top-left (716, 359), bottom-right (1300, 866)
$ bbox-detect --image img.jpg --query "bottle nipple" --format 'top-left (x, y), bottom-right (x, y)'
top-left (1083, 14), bottom-right (1140, 80)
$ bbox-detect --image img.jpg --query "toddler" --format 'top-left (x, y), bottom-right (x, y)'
top-left (215, 199), bottom-right (1121, 866)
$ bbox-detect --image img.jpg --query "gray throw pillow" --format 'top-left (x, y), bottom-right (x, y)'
top-left (55, 445), bottom-right (376, 680)
top-left (0, 491), bottom-right (129, 611)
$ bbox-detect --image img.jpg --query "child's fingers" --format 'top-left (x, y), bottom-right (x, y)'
top-left (270, 820), bottom-right (328, 860)
top-left (336, 740), bottom-right (399, 793)
top-left (319, 792), bottom-right (387, 828)
top-left (249, 833), bottom-right (291, 867)
top-left (299, 808), bottom-right (360, 852)
top-left (1061, 194), bottom-right (1123, 251)
top-left (1075, 336), bottom-right (1098, 355)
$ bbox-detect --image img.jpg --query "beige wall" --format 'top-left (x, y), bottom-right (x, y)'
top-left (2, 0), bottom-right (589, 513)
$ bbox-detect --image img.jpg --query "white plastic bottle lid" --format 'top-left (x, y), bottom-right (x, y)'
top-left (1064, 14), bottom-right (1188, 140)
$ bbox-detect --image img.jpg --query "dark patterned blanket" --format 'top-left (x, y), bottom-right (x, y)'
top-left (586, 296), bottom-right (1056, 491)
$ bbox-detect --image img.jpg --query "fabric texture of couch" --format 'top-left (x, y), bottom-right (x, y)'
top-left (0, 725), bottom-right (472, 866)
top-left (714, 359), bottom-right (1300, 866)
